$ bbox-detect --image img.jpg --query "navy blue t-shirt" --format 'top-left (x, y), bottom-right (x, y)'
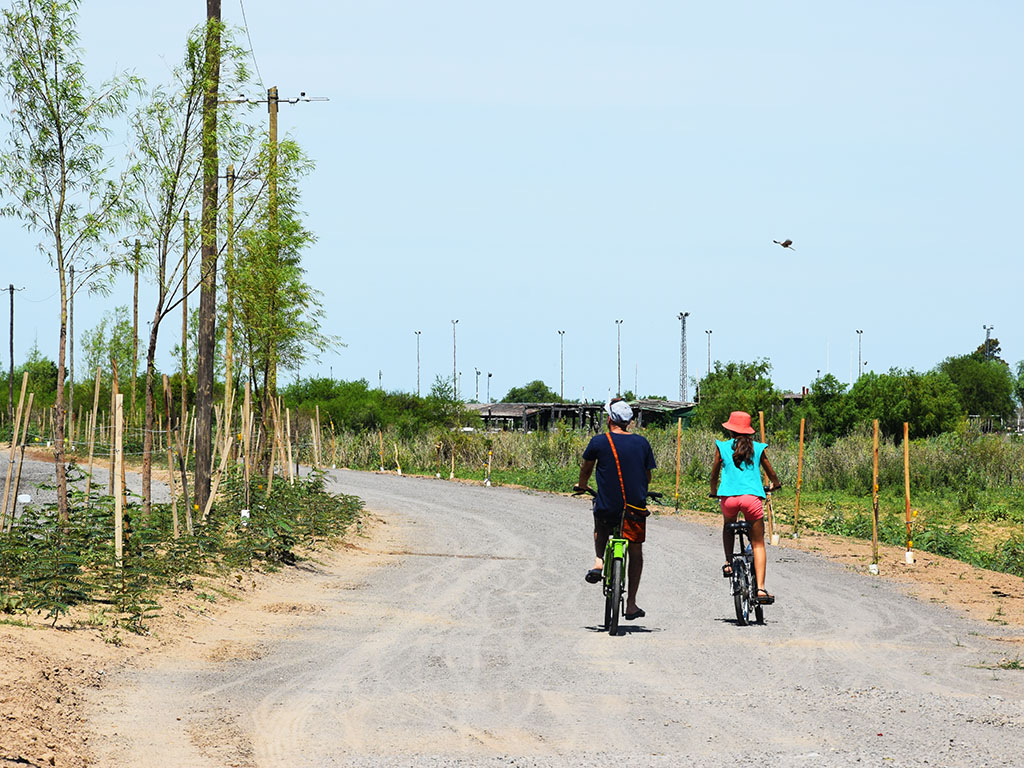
top-left (582, 431), bottom-right (657, 514)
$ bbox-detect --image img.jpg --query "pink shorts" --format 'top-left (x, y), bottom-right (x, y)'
top-left (719, 495), bottom-right (764, 522)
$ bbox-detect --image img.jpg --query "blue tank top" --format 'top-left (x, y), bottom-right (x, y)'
top-left (716, 439), bottom-right (767, 498)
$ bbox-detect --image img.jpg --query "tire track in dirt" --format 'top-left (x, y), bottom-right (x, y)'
top-left (86, 470), bottom-right (1023, 767)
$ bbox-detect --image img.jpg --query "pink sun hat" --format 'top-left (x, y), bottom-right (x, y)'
top-left (721, 411), bottom-right (755, 434)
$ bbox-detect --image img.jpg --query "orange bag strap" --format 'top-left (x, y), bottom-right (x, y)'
top-left (605, 432), bottom-right (628, 519)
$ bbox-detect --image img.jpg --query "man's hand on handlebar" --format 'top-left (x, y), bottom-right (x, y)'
top-left (572, 485), bottom-right (595, 497)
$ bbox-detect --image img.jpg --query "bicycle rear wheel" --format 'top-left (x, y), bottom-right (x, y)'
top-left (732, 557), bottom-right (750, 625)
top-left (608, 558), bottom-right (623, 636)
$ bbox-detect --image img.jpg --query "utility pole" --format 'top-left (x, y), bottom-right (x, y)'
top-left (414, 330), bottom-right (421, 397)
top-left (7, 284), bottom-right (12, 419)
top-left (451, 319), bottom-right (459, 399)
top-left (195, 0), bottom-right (222, 514)
top-left (856, 329), bottom-right (863, 381)
top-left (615, 320), bottom-right (623, 395)
top-left (705, 329), bottom-right (713, 377)
top-left (558, 330), bottom-right (565, 401)
top-left (678, 311), bottom-right (689, 402)
top-left (475, 368), bottom-right (480, 402)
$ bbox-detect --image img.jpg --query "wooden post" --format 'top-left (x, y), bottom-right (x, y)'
top-left (393, 442), bottom-right (402, 476)
top-left (284, 407), bottom-right (294, 484)
top-left (1, 372), bottom-right (28, 529)
top-left (314, 404), bottom-right (322, 469)
top-left (904, 421), bottom-right (912, 564)
top-left (449, 448), bottom-right (455, 480)
top-left (242, 381), bottom-right (251, 511)
top-left (759, 410), bottom-right (777, 543)
top-left (201, 389), bottom-right (234, 521)
top-left (871, 419), bottom-right (880, 567)
top-left (163, 374), bottom-right (191, 535)
top-left (7, 394), bottom-right (34, 533)
top-left (108, 361), bottom-right (119, 496)
top-left (794, 417), bottom-right (805, 536)
top-left (378, 430), bottom-right (385, 472)
top-left (674, 417), bottom-right (682, 511)
top-left (114, 394), bottom-right (124, 569)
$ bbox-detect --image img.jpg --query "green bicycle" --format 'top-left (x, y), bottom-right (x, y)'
top-left (574, 486), bottom-right (662, 636)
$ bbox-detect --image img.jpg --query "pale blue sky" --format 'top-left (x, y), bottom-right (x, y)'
top-left (2, 2), bottom-right (1021, 402)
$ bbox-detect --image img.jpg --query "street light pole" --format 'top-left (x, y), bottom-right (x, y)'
top-left (615, 320), bottom-right (624, 395)
top-left (487, 372), bottom-right (492, 403)
top-left (451, 319), bottom-right (459, 399)
top-left (414, 330), bottom-right (422, 397)
top-left (705, 329), bottom-right (713, 377)
top-left (557, 330), bottom-right (565, 401)
top-left (475, 368), bottom-right (480, 402)
top-left (678, 311), bottom-right (690, 402)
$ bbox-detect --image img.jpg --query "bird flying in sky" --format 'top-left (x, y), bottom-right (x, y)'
top-left (773, 239), bottom-right (795, 250)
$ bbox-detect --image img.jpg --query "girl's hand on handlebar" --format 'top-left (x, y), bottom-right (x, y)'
top-left (764, 483), bottom-right (782, 493)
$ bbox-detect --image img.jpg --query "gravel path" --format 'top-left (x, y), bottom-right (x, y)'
top-left (2, 455), bottom-right (171, 516)
top-left (87, 470), bottom-right (1023, 767)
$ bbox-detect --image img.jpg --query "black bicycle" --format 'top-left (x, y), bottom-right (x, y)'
top-left (573, 486), bottom-right (662, 635)
top-left (725, 519), bottom-right (763, 625)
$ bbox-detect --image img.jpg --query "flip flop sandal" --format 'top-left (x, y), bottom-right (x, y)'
top-left (624, 608), bottom-right (645, 620)
top-left (756, 589), bottom-right (775, 605)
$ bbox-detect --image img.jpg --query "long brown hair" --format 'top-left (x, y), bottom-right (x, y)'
top-left (731, 432), bottom-right (754, 468)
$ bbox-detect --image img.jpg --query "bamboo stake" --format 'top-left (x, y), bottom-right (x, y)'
top-left (284, 407), bottom-right (294, 484)
top-left (114, 394), bottom-right (124, 569)
top-left (83, 368), bottom-right (101, 507)
top-left (1, 372), bottom-right (29, 529)
top-left (108, 361), bottom-right (119, 496)
top-left (450, 449), bottom-right (455, 480)
top-left (759, 411), bottom-right (777, 543)
top-left (673, 416), bottom-right (682, 511)
top-left (393, 442), bottom-right (402, 476)
top-left (242, 381), bottom-right (251, 512)
top-left (164, 375), bottom-right (191, 535)
top-left (162, 375), bottom-right (179, 538)
top-left (793, 417), bottom-right (805, 536)
top-left (871, 419), bottom-right (880, 569)
top-left (904, 421), bottom-right (913, 564)
top-left (314, 405), bottom-right (322, 469)
top-left (7, 394), bottom-right (34, 533)
top-left (378, 430), bottom-right (385, 472)
top-left (202, 389), bottom-right (234, 521)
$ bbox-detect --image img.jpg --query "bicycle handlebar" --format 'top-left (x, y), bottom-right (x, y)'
top-left (573, 486), bottom-right (664, 503)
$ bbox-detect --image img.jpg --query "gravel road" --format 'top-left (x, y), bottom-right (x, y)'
top-left (87, 470), bottom-right (1022, 767)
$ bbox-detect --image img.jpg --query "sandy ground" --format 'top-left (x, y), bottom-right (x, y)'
top-left (0, 465), bottom-right (1022, 767)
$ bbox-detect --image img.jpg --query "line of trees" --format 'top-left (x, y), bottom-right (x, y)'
top-left (0, 0), bottom-right (336, 520)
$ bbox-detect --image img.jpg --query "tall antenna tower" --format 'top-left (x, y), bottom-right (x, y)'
top-left (678, 311), bottom-right (690, 402)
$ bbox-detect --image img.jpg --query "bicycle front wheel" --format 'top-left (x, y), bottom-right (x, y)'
top-left (608, 557), bottom-right (623, 636)
top-left (732, 557), bottom-right (750, 626)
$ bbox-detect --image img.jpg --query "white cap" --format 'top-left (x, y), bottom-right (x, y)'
top-left (605, 397), bottom-right (633, 425)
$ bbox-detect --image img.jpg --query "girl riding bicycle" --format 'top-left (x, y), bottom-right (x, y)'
top-left (709, 411), bottom-right (781, 604)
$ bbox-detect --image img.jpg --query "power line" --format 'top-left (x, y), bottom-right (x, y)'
top-left (238, 0), bottom-right (265, 88)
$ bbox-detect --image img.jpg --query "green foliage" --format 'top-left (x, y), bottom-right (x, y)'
top-left (848, 369), bottom-right (962, 440)
top-left (790, 374), bottom-right (856, 444)
top-left (0, 465), bottom-right (362, 631)
top-left (1014, 361), bottom-right (1024, 408)
top-left (691, 359), bottom-right (780, 431)
top-left (81, 306), bottom-right (139, 383)
top-left (282, 376), bottom-right (478, 438)
top-left (938, 354), bottom-right (1015, 419)
top-left (504, 380), bottom-right (559, 403)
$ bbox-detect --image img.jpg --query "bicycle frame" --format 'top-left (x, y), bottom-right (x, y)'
top-left (603, 534), bottom-right (628, 593)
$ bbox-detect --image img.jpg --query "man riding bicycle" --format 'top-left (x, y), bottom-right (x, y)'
top-left (575, 397), bottom-right (657, 621)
